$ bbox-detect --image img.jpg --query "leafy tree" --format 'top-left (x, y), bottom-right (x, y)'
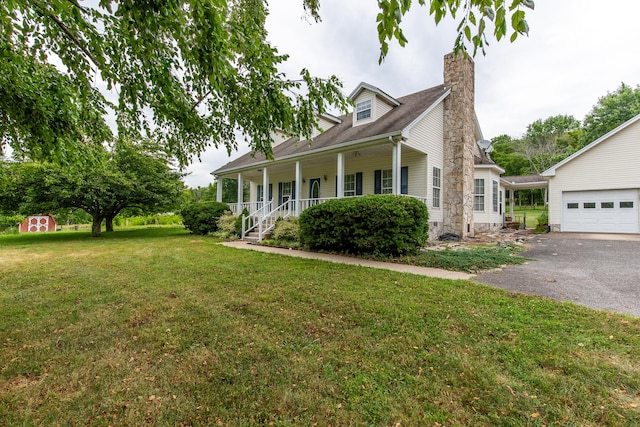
top-left (517, 114), bottom-right (580, 174)
top-left (305, 0), bottom-right (535, 60)
top-left (581, 83), bottom-right (640, 145)
top-left (490, 134), bottom-right (529, 176)
top-left (1, 0), bottom-right (348, 165)
top-left (1, 1), bottom-right (534, 163)
top-left (1, 142), bottom-right (184, 237)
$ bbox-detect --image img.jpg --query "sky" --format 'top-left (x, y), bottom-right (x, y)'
top-left (179, 1), bottom-right (640, 187)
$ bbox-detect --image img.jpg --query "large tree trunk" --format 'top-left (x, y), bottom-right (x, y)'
top-left (91, 216), bottom-right (103, 237)
top-left (105, 216), bottom-right (114, 232)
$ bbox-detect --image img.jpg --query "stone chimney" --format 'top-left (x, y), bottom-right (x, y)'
top-left (442, 52), bottom-right (475, 238)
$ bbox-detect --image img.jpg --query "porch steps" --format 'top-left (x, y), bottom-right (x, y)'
top-left (243, 230), bottom-right (271, 243)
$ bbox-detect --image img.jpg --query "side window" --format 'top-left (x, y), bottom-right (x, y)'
top-left (474, 179), bottom-right (485, 212)
top-left (432, 167), bottom-right (441, 208)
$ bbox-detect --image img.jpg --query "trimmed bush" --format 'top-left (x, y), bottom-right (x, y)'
top-left (271, 217), bottom-right (300, 242)
top-left (180, 201), bottom-right (229, 235)
top-left (299, 195), bottom-right (429, 256)
top-left (210, 211), bottom-right (238, 240)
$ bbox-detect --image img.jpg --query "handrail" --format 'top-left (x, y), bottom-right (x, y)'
top-left (241, 201), bottom-right (272, 240)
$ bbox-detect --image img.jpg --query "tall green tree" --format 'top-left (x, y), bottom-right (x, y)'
top-left (490, 134), bottom-right (529, 176)
top-left (1, 1), bottom-right (534, 164)
top-left (517, 114), bottom-right (580, 174)
top-left (1, 142), bottom-right (184, 237)
top-left (581, 83), bottom-right (640, 145)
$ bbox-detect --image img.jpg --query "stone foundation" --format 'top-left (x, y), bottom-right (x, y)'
top-left (474, 223), bottom-right (504, 234)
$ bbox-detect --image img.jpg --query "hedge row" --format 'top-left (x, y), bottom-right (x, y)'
top-left (299, 195), bottom-right (429, 256)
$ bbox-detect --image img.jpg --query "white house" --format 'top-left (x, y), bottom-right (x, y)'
top-left (213, 53), bottom-right (505, 241)
top-left (541, 113), bottom-right (640, 233)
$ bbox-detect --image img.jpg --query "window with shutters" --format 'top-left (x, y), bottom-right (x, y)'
top-left (344, 174), bottom-right (356, 197)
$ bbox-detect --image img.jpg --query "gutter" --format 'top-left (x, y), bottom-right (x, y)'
top-left (213, 130), bottom-right (404, 176)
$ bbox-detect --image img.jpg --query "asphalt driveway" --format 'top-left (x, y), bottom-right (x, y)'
top-left (474, 233), bottom-right (640, 317)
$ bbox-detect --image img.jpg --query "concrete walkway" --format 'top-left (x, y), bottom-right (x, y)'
top-left (219, 241), bottom-right (474, 281)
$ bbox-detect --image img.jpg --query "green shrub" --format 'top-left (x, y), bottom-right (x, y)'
top-left (272, 217), bottom-right (300, 242)
top-left (299, 195), bottom-right (429, 256)
top-left (235, 208), bottom-right (250, 237)
top-left (0, 214), bottom-right (24, 232)
top-left (536, 210), bottom-right (549, 226)
top-left (210, 211), bottom-right (238, 240)
top-left (180, 201), bottom-right (229, 235)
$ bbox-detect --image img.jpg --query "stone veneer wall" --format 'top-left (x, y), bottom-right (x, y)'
top-left (442, 52), bottom-right (476, 238)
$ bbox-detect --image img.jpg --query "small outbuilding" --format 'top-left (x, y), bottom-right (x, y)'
top-left (19, 214), bottom-right (57, 233)
top-left (542, 113), bottom-right (640, 233)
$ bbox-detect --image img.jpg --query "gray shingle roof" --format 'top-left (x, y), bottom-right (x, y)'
top-left (214, 84), bottom-right (448, 175)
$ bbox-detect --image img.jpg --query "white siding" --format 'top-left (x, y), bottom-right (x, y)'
top-left (547, 120), bottom-right (640, 230)
top-left (311, 116), bottom-right (338, 138)
top-left (406, 102), bottom-right (445, 224)
top-left (271, 129), bottom-right (289, 147)
top-left (473, 168), bottom-right (504, 232)
top-left (374, 96), bottom-right (394, 119)
top-left (352, 90), bottom-right (396, 127)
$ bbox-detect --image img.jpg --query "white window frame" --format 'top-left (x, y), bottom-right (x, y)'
top-left (492, 180), bottom-right (499, 213)
top-left (474, 179), bottom-right (485, 212)
top-left (432, 167), bottom-right (441, 208)
top-left (356, 99), bottom-right (372, 121)
top-left (344, 173), bottom-right (356, 197)
top-left (282, 181), bottom-right (292, 202)
top-left (381, 169), bottom-right (393, 194)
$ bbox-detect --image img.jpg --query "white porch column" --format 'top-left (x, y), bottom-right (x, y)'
top-left (510, 190), bottom-right (515, 216)
top-left (237, 172), bottom-right (243, 212)
top-left (216, 177), bottom-right (223, 202)
top-left (262, 168), bottom-right (269, 209)
top-left (337, 152), bottom-right (344, 198)
top-left (295, 161), bottom-right (302, 216)
top-left (392, 141), bottom-right (402, 194)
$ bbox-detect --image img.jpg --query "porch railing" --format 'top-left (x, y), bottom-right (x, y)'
top-left (241, 199), bottom-right (296, 242)
top-left (241, 194), bottom-right (430, 242)
top-left (241, 201), bottom-right (272, 240)
top-left (297, 197), bottom-right (336, 212)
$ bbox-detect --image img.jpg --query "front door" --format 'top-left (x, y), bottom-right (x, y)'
top-left (309, 178), bottom-right (320, 204)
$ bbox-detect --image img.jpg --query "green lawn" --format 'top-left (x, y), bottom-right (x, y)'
top-left (507, 206), bottom-right (547, 229)
top-left (1, 228), bottom-right (638, 426)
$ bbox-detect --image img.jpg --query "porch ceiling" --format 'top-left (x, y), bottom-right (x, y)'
top-left (223, 143), bottom-right (422, 180)
top-left (501, 174), bottom-right (548, 190)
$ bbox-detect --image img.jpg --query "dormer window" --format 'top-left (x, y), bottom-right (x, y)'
top-left (356, 99), bottom-right (372, 121)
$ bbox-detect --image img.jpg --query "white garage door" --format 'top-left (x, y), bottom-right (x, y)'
top-left (562, 189), bottom-right (639, 233)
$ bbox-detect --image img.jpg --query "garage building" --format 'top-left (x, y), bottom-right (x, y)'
top-left (542, 113), bottom-right (640, 234)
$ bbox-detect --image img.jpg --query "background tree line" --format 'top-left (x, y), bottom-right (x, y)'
top-left (491, 83), bottom-right (640, 206)
top-left (492, 83), bottom-right (640, 177)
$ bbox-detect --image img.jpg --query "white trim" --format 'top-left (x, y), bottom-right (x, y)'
top-left (474, 163), bottom-right (505, 174)
top-left (214, 131), bottom-right (404, 176)
top-left (542, 113), bottom-right (640, 177)
top-left (319, 112), bottom-right (342, 124)
top-left (295, 161), bottom-right (302, 216)
top-left (402, 90), bottom-right (451, 134)
top-left (337, 152), bottom-right (344, 198)
top-left (348, 82), bottom-right (400, 106)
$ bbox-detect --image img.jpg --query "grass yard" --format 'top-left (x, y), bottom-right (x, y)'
top-left (1, 228), bottom-right (638, 426)
top-left (508, 206), bottom-right (547, 229)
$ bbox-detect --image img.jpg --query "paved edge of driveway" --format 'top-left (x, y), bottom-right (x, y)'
top-left (219, 241), bottom-right (474, 281)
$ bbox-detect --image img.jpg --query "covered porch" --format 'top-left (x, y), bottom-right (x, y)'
top-left (214, 139), bottom-right (430, 241)
top-left (500, 174), bottom-right (549, 227)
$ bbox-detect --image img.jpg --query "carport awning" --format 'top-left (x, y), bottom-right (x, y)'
top-left (501, 174), bottom-right (548, 190)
